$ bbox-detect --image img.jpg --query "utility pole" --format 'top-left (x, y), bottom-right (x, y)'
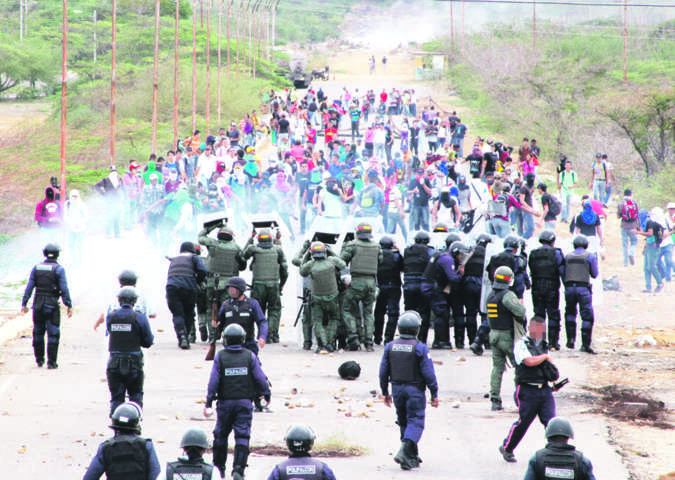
top-left (271, 0), bottom-right (279, 63)
top-left (227, 0), bottom-right (232, 75)
top-left (192, 1), bottom-right (198, 133)
top-left (174, 0), bottom-right (180, 149)
top-left (218, 0), bottom-right (223, 123)
top-left (60, 0), bottom-right (68, 208)
top-left (623, 0), bottom-right (628, 86)
top-left (206, 3), bottom-right (211, 134)
top-left (110, 0), bottom-right (117, 167)
top-left (152, 0), bottom-right (160, 154)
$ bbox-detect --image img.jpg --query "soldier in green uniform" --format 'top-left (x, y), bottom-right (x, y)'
top-left (486, 266), bottom-right (527, 411)
top-left (243, 228), bottom-right (288, 343)
top-left (292, 240), bottom-right (314, 351)
top-left (299, 242), bottom-right (346, 353)
top-left (340, 222), bottom-right (383, 351)
top-left (198, 222), bottom-right (247, 342)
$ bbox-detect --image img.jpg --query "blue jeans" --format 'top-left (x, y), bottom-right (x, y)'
top-left (658, 243), bottom-right (673, 281)
top-left (560, 190), bottom-right (573, 223)
top-left (489, 217), bottom-right (511, 238)
top-left (592, 180), bottom-right (606, 202)
top-left (522, 212), bottom-right (535, 239)
top-left (643, 245), bottom-right (662, 290)
top-left (620, 228), bottom-right (638, 266)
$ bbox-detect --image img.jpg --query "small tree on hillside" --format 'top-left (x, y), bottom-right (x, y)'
top-left (601, 88), bottom-right (675, 177)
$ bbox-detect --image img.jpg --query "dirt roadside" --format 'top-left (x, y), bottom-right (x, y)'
top-left (0, 47), bottom-right (672, 479)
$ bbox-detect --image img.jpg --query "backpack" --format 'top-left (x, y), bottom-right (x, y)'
top-left (487, 194), bottom-right (508, 217)
top-left (653, 222), bottom-right (664, 246)
top-left (547, 195), bottom-right (561, 217)
top-left (621, 199), bottom-right (638, 221)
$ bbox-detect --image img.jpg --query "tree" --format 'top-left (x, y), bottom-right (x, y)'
top-left (601, 89), bottom-right (675, 177)
top-left (0, 37), bottom-right (59, 96)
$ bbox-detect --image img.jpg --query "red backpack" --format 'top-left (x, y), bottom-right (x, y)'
top-left (621, 199), bottom-right (638, 221)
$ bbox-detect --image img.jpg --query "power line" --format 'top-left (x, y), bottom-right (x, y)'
top-left (435, 0), bottom-right (675, 6)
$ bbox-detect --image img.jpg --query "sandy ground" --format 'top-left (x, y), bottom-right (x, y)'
top-left (0, 48), bottom-right (673, 479)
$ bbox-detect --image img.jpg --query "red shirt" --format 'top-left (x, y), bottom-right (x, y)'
top-left (380, 92), bottom-right (388, 103)
top-left (325, 127), bottom-right (337, 143)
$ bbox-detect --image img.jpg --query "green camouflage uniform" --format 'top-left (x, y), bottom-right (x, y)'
top-left (299, 255), bottom-right (346, 349)
top-left (341, 239), bottom-right (383, 348)
top-left (243, 238), bottom-right (288, 343)
top-left (198, 225), bottom-right (246, 341)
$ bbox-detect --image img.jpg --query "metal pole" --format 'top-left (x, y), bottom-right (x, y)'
top-left (20, 0), bottom-right (24, 43)
top-left (227, 0), bottom-right (232, 75)
top-left (623, 0), bottom-right (628, 86)
top-left (271, 0), bottom-right (278, 63)
top-left (152, 0), bottom-right (160, 154)
top-left (450, 0), bottom-right (454, 50)
top-left (533, 0), bottom-right (536, 50)
top-left (174, 0), bottom-right (180, 149)
top-left (93, 10), bottom-right (97, 64)
top-left (218, 0), bottom-right (222, 123)
top-left (192, 1), bottom-right (198, 134)
top-left (461, 1), bottom-right (465, 54)
top-left (206, 3), bottom-right (211, 134)
top-left (60, 0), bottom-right (68, 210)
top-left (236, 1), bottom-right (241, 80)
top-left (110, 0), bottom-right (117, 167)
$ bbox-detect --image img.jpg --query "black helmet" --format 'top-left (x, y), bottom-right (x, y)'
top-left (338, 360), bottom-right (361, 380)
top-left (310, 241), bottom-right (327, 259)
top-left (573, 235), bottom-right (589, 249)
top-left (223, 323), bottom-right (246, 346)
top-left (449, 241), bottom-right (472, 264)
top-left (117, 287), bottom-right (138, 306)
top-left (379, 236), bottom-right (394, 249)
top-left (118, 269), bottom-right (138, 286)
top-left (398, 310), bottom-right (421, 338)
top-left (217, 226), bottom-right (234, 241)
top-left (518, 237), bottom-right (527, 251)
top-left (226, 276), bottom-right (247, 294)
top-left (414, 231), bottom-right (430, 245)
top-left (356, 222), bottom-right (373, 240)
top-left (559, 154), bottom-right (568, 162)
top-left (493, 266), bottom-right (514, 290)
top-left (285, 424), bottom-right (316, 454)
top-left (476, 233), bottom-right (493, 247)
top-left (433, 222), bottom-right (449, 233)
top-left (257, 228), bottom-right (274, 246)
top-left (180, 241), bottom-right (196, 254)
top-left (503, 235), bottom-right (519, 250)
top-left (545, 417), bottom-right (574, 439)
top-left (110, 402), bottom-right (142, 433)
top-left (43, 243), bottom-right (60, 259)
top-left (538, 230), bottom-right (556, 245)
top-left (180, 428), bottom-right (209, 449)
top-left (444, 233), bottom-right (462, 248)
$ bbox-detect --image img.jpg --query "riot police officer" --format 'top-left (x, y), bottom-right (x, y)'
top-left (216, 277), bottom-right (268, 355)
top-left (204, 324), bottom-right (271, 480)
top-left (83, 402), bottom-right (161, 480)
top-left (467, 234), bottom-right (492, 355)
top-left (514, 237), bottom-right (532, 299)
top-left (523, 417), bottom-right (597, 480)
top-left (21, 243), bottom-right (73, 369)
top-left (448, 241), bottom-right (474, 348)
top-left (299, 242), bottom-right (347, 352)
top-left (420, 233), bottom-right (462, 349)
top-left (165, 429), bottom-right (218, 480)
top-left (199, 222), bottom-right (247, 342)
top-left (486, 266), bottom-right (527, 411)
top-left (529, 231), bottom-right (565, 350)
top-left (105, 287), bottom-right (154, 417)
top-left (266, 425), bottom-right (338, 480)
top-left (374, 236), bottom-right (404, 345)
top-left (166, 241), bottom-right (208, 349)
top-left (243, 228), bottom-right (288, 343)
top-left (292, 240), bottom-right (315, 350)
top-left (562, 235), bottom-right (599, 354)
top-left (379, 311), bottom-right (439, 470)
top-left (500, 317), bottom-right (557, 463)
top-left (486, 236), bottom-right (521, 298)
top-left (94, 269), bottom-right (155, 331)
top-left (341, 222), bottom-right (383, 351)
top-left (402, 231), bottom-right (432, 342)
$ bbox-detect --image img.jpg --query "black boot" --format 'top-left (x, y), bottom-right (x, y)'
top-left (232, 445), bottom-right (249, 480)
top-left (47, 342), bottom-right (59, 369)
top-left (213, 443), bottom-right (227, 479)
top-left (200, 325), bottom-right (208, 342)
top-left (469, 340), bottom-right (484, 356)
top-left (179, 332), bottom-right (190, 350)
top-left (394, 439), bottom-right (418, 470)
